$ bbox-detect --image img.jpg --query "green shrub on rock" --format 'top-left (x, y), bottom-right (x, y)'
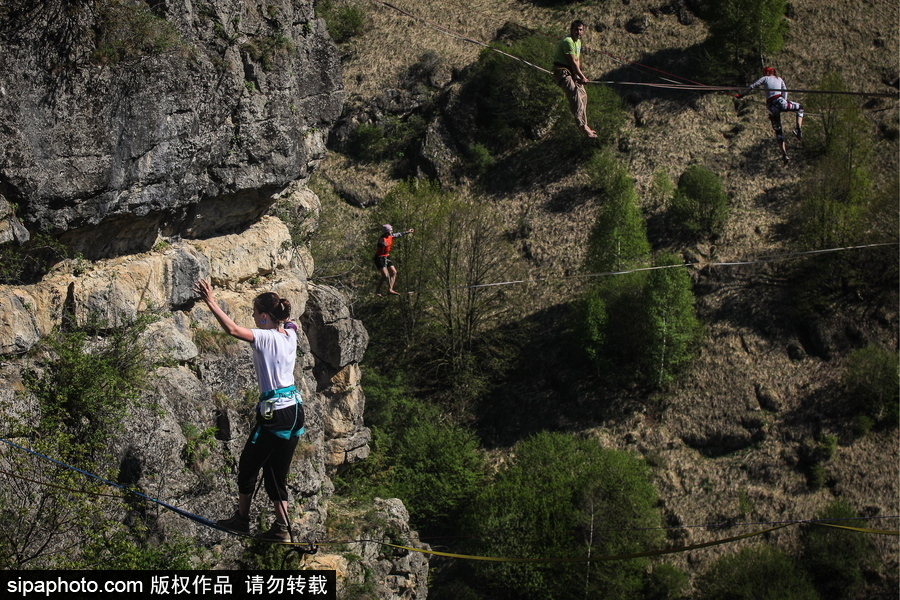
top-left (670, 165), bottom-right (730, 238)
top-left (844, 345), bottom-right (899, 429)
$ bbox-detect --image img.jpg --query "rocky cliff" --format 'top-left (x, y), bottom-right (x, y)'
top-left (0, 1), bottom-right (428, 597)
top-left (0, 0), bottom-right (341, 259)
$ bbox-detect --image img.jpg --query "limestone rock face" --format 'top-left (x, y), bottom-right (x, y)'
top-left (0, 2), bottom-right (428, 593)
top-left (0, 215), bottom-right (418, 583)
top-left (0, 0), bottom-right (343, 259)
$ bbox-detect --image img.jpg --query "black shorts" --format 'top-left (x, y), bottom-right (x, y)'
top-left (374, 255), bottom-right (393, 270)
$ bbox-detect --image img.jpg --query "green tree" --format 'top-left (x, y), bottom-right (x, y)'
top-left (670, 165), bottom-right (730, 238)
top-left (580, 156), bottom-right (700, 387)
top-left (800, 501), bottom-right (876, 599)
top-left (464, 432), bottom-right (663, 600)
top-left (580, 152), bottom-right (651, 370)
top-left (799, 74), bottom-right (873, 250)
top-left (584, 151), bottom-right (651, 273)
top-left (641, 253), bottom-right (701, 388)
top-left (391, 416), bottom-right (485, 533)
top-left (333, 370), bottom-right (486, 535)
top-left (705, 0), bottom-right (788, 76)
top-left (368, 180), bottom-right (527, 408)
top-left (790, 73), bottom-right (894, 323)
top-left (696, 544), bottom-right (820, 600)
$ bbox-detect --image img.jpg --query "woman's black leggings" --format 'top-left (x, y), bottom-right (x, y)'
top-left (236, 403), bottom-right (303, 501)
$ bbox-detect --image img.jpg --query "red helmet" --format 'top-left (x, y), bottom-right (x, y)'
top-left (763, 67), bottom-right (776, 76)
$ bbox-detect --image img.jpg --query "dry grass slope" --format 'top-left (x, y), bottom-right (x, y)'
top-left (314, 0), bottom-right (899, 590)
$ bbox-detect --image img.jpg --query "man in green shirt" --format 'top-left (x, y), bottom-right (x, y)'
top-left (553, 20), bottom-right (597, 138)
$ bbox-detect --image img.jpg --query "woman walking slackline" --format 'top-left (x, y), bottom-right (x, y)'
top-left (193, 279), bottom-right (305, 542)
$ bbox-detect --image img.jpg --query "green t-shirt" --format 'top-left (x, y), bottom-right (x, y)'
top-left (553, 36), bottom-right (581, 67)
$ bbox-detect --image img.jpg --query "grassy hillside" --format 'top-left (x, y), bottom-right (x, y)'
top-left (309, 0), bottom-right (898, 596)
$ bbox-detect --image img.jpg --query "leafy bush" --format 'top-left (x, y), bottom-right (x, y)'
top-left (464, 432), bottom-right (663, 600)
top-left (334, 370), bottom-right (486, 535)
top-left (348, 115), bottom-right (428, 163)
top-left (466, 143), bottom-right (495, 176)
top-left (644, 563), bottom-right (689, 600)
top-left (92, 0), bottom-right (184, 65)
top-left (241, 33), bottom-right (293, 72)
top-left (467, 33), bottom-right (562, 151)
top-left (670, 165), bottom-right (729, 238)
top-left (390, 415), bottom-right (485, 533)
top-left (317, 0), bottom-right (367, 44)
top-left (696, 544), bottom-right (820, 600)
top-left (0, 312), bottom-right (200, 570)
top-left (800, 500), bottom-right (875, 599)
top-left (25, 313), bottom-right (158, 463)
top-left (844, 345), bottom-right (899, 428)
top-left (0, 232), bottom-right (84, 285)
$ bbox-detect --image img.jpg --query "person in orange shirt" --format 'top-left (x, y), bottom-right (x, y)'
top-left (374, 224), bottom-right (414, 296)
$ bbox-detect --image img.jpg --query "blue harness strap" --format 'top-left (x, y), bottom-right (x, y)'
top-left (251, 386), bottom-right (304, 443)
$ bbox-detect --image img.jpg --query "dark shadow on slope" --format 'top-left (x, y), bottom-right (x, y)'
top-left (594, 43), bottom-right (724, 110)
top-left (474, 302), bottom-right (645, 448)
top-left (478, 135), bottom-right (599, 195)
top-left (544, 184), bottom-right (595, 213)
top-left (694, 263), bottom-right (801, 339)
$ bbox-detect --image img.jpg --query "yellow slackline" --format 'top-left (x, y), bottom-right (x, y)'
top-left (4, 438), bottom-right (898, 560)
top-left (814, 522), bottom-right (900, 536)
top-left (305, 521), bottom-right (899, 562)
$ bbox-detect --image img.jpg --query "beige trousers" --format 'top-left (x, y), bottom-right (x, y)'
top-left (554, 68), bottom-right (588, 131)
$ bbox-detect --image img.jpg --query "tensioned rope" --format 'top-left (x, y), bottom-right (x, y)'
top-left (443, 242), bottom-right (897, 292)
top-left (3, 436), bottom-right (897, 561)
top-left (3, 457), bottom-right (893, 538)
top-left (342, 518), bottom-right (898, 562)
top-left (0, 437), bottom-right (244, 537)
top-left (369, 0), bottom-right (900, 100)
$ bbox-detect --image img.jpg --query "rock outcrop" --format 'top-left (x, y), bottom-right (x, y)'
top-left (0, 0), bottom-right (342, 259)
top-left (0, 1), bottom-right (428, 595)
top-left (0, 203), bottom-right (428, 594)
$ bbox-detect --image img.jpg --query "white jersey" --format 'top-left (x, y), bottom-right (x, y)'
top-left (747, 75), bottom-right (787, 101)
top-left (250, 328), bottom-right (297, 400)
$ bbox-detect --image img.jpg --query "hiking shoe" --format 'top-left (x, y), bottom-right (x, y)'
top-left (255, 521), bottom-right (291, 543)
top-left (783, 155), bottom-right (792, 165)
top-left (216, 510), bottom-right (250, 534)
top-left (792, 127), bottom-right (802, 140)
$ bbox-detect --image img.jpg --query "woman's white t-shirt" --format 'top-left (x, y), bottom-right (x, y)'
top-left (250, 328), bottom-right (297, 399)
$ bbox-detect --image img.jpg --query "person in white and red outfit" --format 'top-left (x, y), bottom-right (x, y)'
top-left (737, 66), bottom-right (804, 164)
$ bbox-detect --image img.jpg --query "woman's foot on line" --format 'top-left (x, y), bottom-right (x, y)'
top-left (216, 510), bottom-right (250, 534)
top-left (255, 521), bottom-right (291, 543)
